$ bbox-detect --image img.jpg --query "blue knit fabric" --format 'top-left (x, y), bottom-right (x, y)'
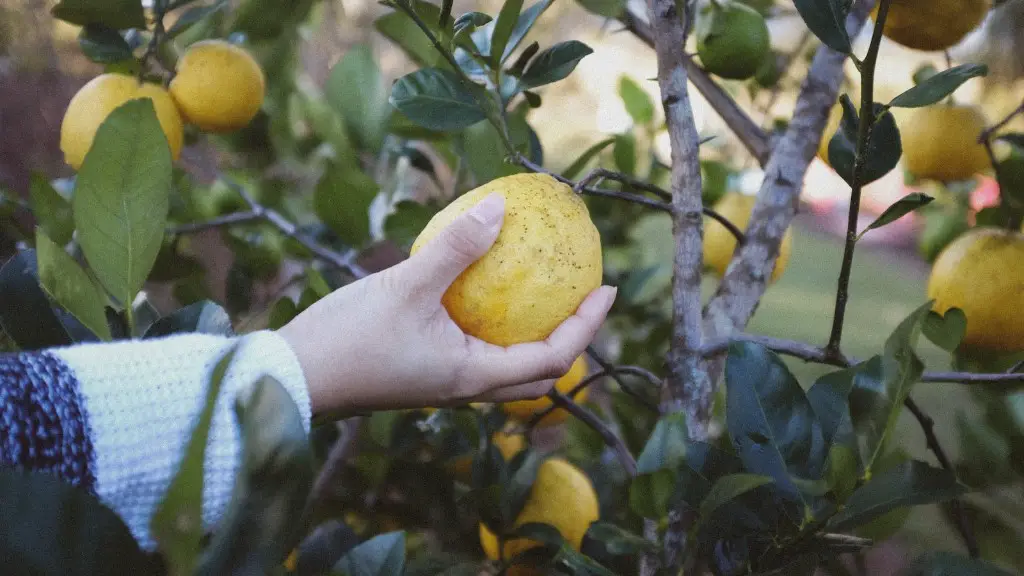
top-left (0, 351), bottom-right (96, 492)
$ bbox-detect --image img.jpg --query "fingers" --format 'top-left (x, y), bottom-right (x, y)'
top-left (405, 193), bottom-right (505, 297)
top-left (472, 379), bottom-right (555, 403)
top-left (460, 285), bottom-right (617, 392)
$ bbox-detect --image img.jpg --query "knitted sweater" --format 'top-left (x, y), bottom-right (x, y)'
top-left (0, 330), bottom-right (311, 551)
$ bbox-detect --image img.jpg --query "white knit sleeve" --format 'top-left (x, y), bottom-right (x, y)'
top-left (51, 330), bottom-right (310, 550)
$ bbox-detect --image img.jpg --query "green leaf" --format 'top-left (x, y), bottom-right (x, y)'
top-left (166, 2), bottom-right (227, 40)
top-left (827, 96), bottom-right (902, 187)
top-left (725, 341), bottom-right (825, 500)
top-left (490, 0), bottom-right (525, 66)
top-left (36, 230), bottom-right (112, 341)
top-left (333, 531), bottom-right (406, 576)
top-left (499, 0), bottom-right (554, 63)
top-left (314, 161), bottom-right (379, 247)
top-left (807, 366), bottom-right (858, 454)
top-left (519, 40), bottom-right (593, 89)
top-left (151, 345), bottom-right (240, 574)
top-left (73, 99), bottom-right (171, 308)
top-left (195, 376), bottom-right (313, 575)
top-left (575, 0), bottom-right (625, 18)
top-left (827, 460), bottom-right (965, 531)
top-left (267, 297), bottom-right (299, 330)
top-left (922, 308), bottom-right (967, 352)
top-left (888, 64), bottom-right (988, 108)
top-left (561, 138), bottom-right (615, 180)
top-left (901, 551), bottom-right (1015, 576)
top-left (792, 0), bottom-right (850, 53)
top-left (618, 76), bottom-right (654, 125)
top-left (859, 193), bottom-right (934, 238)
top-left (78, 24), bottom-right (133, 64)
top-left (389, 68), bottom-right (488, 131)
top-left (551, 544), bottom-right (618, 576)
top-left (504, 450), bottom-right (544, 520)
top-left (0, 470), bottom-right (163, 575)
top-left (460, 119), bottom-right (525, 183)
top-left (629, 468), bottom-right (674, 519)
top-left (327, 45), bottom-right (390, 152)
top-left (613, 133), bottom-right (637, 176)
top-left (848, 302), bottom-right (929, 474)
top-left (374, 1), bottom-right (444, 68)
top-left (696, 473), bottom-right (773, 528)
top-left (636, 412), bottom-right (688, 473)
top-left (144, 300), bottom-right (233, 338)
top-left (0, 250), bottom-right (73, 350)
top-left (701, 160), bottom-right (729, 206)
top-left (384, 200), bottom-right (440, 248)
top-left (509, 522), bottom-right (564, 548)
top-left (584, 522), bottom-right (657, 556)
top-left (29, 173), bottom-right (73, 246)
top-left (51, 0), bottom-right (145, 29)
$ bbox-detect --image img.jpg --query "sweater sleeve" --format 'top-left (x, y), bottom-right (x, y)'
top-left (0, 330), bottom-right (311, 551)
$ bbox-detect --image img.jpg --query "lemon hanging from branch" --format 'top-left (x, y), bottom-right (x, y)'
top-left (873, 0), bottom-right (991, 52)
top-left (169, 39), bottom-right (266, 133)
top-left (696, 0), bottom-right (771, 81)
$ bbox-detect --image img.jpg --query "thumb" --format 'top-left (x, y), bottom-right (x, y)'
top-left (407, 193), bottom-right (506, 293)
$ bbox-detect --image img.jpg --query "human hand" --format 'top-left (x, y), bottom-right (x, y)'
top-left (277, 193), bottom-right (616, 417)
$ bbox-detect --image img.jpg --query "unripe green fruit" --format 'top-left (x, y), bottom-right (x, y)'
top-left (696, 1), bottom-right (771, 81)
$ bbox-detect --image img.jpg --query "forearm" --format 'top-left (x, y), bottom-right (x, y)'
top-left (0, 330), bottom-right (310, 550)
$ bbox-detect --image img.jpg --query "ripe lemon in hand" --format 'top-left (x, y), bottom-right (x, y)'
top-left (696, 1), bottom-right (771, 80)
top-left (900, 104), bottom-right (990, 182)
top-left (169, 39), bottom-right (265, 132)
top-left (412, 173), bottom-right (603, 347)
top-left (873, 0), bottom-right (991, 52)
top-left (927, 227), bottom-right (1024, 352)
top-left (60, 74), bottom-right (183, 170)
top-left (502, 355), bottom-right (588, 426)
top-left (479, 458), bottom-right (599, 573)
top-left (704, 193), bottom-right (792, 283)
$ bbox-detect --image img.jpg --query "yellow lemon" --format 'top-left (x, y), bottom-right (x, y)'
top-left (900, 105), bottom-right (991, 182)
top-left (411, 173), bottom-right (603, 347)
top-left (704, 193), bottom-right (792, 283)
top-left (169, 39), bottom-right (265, 132)
top-left (927, 228), bottom-right (1024, 352)
top-left (873, 0), bottom-right (991, 52)
top-left (479, 458), bottom-right (599, 573)
top-left (502, 355), bottom-right (589, 427)
top-left (818, 101), bottom-right (845, 166)
top-left (60, 73), bottom-right (183, 170)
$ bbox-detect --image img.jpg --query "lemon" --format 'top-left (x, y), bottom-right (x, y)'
top-left (60, 74), bottom-right (183, 170)
top-left (818, 101), bottom-right (845, 166)
top-left (411, 173), bottom-right (603, 347)
top-left (873, 0), bottom-right (991, 52)
top-left (704, 192), bottom-right (792, 283)
top-left (169, 39), bottom-right (265, 132)
top-left (502, 355), bottom-right (588, 427)
top-left (900, 104), bottom-right (990, 182)
top-left (696, 1), bottom-right (771, 80)
top-left (927, 227), bottom-right (1024, 352)
top-left (479, 458), bottom-right (599, 573)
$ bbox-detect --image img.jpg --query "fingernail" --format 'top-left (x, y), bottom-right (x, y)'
top-left (603, 285), bottom-right (618, 308)
top-left (469, 193), bottom-right (505, 226)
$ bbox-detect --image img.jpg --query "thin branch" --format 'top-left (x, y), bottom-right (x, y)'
top-left (979, 99), bottom-right (1024, 230)
top-left (576, 167), bottom-right (672, 200)
top-left (167, 211), bottom-right (262, 234)
top-left (903, 397), bottom-right (979, 557)
top-left (301, 417), bottom-right (361, 527)
top-left (547, 389), bottom-right (637, 477)
top-left (524, 364), bottom-right (662, 429)
top-left (979, 99), bottom-right (1024, 142)
top-left (586, 345), bottom-right (662, 413)
top-left (139, 0), bottom-right (171, 80)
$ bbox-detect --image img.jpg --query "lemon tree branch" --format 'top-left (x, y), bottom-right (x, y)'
top-left (546, 389), bottom-right (638, 477)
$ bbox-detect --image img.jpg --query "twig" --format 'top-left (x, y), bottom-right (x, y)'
top-left (547, 389), bottom-right (637, 477)
top-left (586, 346), bottom-right (662, 411)
top-left (979, 99), bottom-right (1024, 141)
top-left (524, 364), bottom-right (662, 429)
top-left (167, 211), bottom-right (262, 234)
top-left (825, 0), bottom-right (892, 358)
top-left (575, 167), bottom-right (672, 200)
top-left (301, 417), bottom-right (361, 528)
top-left (903, 397), bottom-right (979, 557)
top-left (139, 0), bottom-right (170, 80)
top-left (979, 99), bottom-right (1024, 230)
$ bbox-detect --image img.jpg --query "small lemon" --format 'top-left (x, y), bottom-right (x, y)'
top-left (696, 1), bottom-right (771, 80)
top-left (411, 173), bottom-right (603, 347)
top-left (60, 74), bottom-right (183, 170)
top-left (873, 0), bottom-right (991, 52)
top-left (927, 227), bottom-right (1024, 352)
top-left (900, 104), bottom-right (990, 182)
top-left (704, 193), bottom-right (792, 283)
top-left (502, 356), bottom-right (589, 426)
top-left (169, 39), bottom-right (265, 132)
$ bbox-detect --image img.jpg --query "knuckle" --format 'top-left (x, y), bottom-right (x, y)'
top-left (547, 353), bottom-right (576, 379)
top-left (442, 222), bottom-right (486, 261)
top-left (526, 381), bottom-right (554, 399)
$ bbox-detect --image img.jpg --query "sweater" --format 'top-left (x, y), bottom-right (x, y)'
top-left (0, 330), bottom-right (311, 551)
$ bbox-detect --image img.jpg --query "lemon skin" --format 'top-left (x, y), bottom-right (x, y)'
top-left (169, 39), bottom-right (266, 133)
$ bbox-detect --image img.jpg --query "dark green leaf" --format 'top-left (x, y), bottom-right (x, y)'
top-left (504, 450), bottom-right (544, 519)
top-left (629, 468), bottom-right (674, 519)
top-left (584, 522), bottom-right (657, 556)
top-left (696, 473), bottom-right (773, 528)
top-left (490, 0), bottom-right (525, 66)
top-left (28, 173), bottom-right (74, 249)
top-left (314, 161), bottom-right (379, 247)
top-left (375, 1), bottom-right (444, 68)
top-left (460, 119), bottom-right (524, 183)
top-left (860, 193), bottom-right (934, 237)
top-left (922, 308), bottom-right (966, 352)
top-left (499, 0), bottom-right (554, 63)
top-left (151, 345), bottom-right (240, 575)
top-left (36, 230), bottom-right (111, 341)
top-left (327, 45), bottom-right (390, 151)
top-left (807, 366), bottom-right (858, 454)
top-left (792, 0), bottom-right (850, 53)
top-left (390, 68), bottom-right (488, 131)
top-left (575, 0), bottom-right (625, 18)
top-left (824, 444), bottom-right (859, 501)
top-left (334, 531), bottom-right (406, 576)
top-left (636, 412), bottom-right (688, 473)
top-left (618, 76), bottom-right (654, 125)
top-left (828, 97), bottom-right (903, 186)
top-left (725, 341), bottom-right (825, 500)
top-left (551, 544), bottom-right (618, 576)
top-left (73, 99), bottom-right (171, 308)
top-left (52, 0), bottom-right (145, 29)
top-left (901, 551), bottom-right (1015, 576)
top-left (0, 250), bottom-right (73, 350)
top-left (229, 0), bottom-right (316, 39)
top-left (144, 300), bottom-right (233, 338)
top-left (562, 137), bottom-right (615, 179)
top-left (614, 133), bottom-right (636, 176)
top-left (828, 460), bottom-right (965, 531)
top-left (78, 24), bottom-right (133, 64)
top-left (520, 41), bottom-right (593, 89)
top-left (0, 470), bottom-right (162, 575)
top-left (384, 200), bottom-right (440, 248)
top-left (166, 2), bottom-right (227, 40)
top-left (195, 376), bottom-right (313, 575)
top-left (888, 64), bottom-right (988, 108)
top-left (509, 522), bottom-right (564, 548)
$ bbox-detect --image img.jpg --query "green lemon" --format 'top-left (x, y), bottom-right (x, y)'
top-left (696, 1), bottom-right (771, 81)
